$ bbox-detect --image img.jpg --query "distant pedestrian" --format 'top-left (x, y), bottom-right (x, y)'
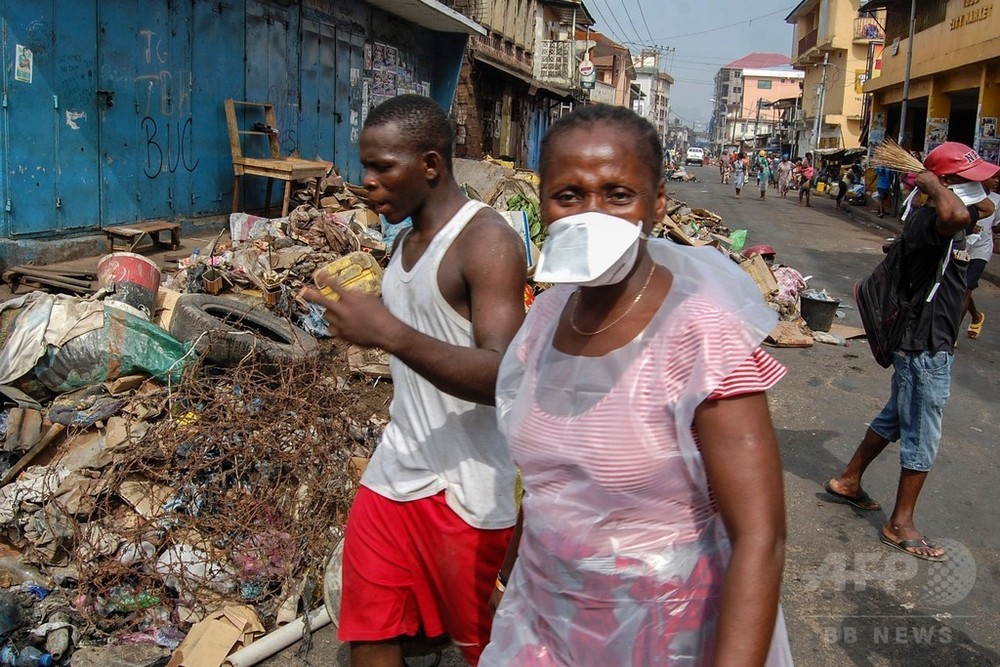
top-left (756, 150), bottom-right (770, 200)
top-left (826, 143), bottom-right (999, 562)
top-left (733, 151), bottom-right (748, 198)
top-left (721, 150), bottom-right (732, 184)
top-left (777, 155), bottom-right (793, 198)
top-left (835, 164), bottom-right (850, 210)
top-left (796, 153), bottom-right (815, 207)
top-left (876, 165), bottom-right (893, 218)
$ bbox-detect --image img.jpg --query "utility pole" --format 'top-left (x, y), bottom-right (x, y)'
top-left (811, 52), bottom-right (829, 154)
top-left (897, 0), bottom-right (916, 145)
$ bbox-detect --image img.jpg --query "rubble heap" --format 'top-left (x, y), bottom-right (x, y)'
top-left (0, 343), bottom-right (389, 653)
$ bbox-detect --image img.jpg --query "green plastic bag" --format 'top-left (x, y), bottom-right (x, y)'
top-left (34, 308), bottom-right (193, 393)
top-left (730, 229), bottom-right (748, 254)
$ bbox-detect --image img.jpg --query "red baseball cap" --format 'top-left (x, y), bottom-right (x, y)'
top-left (923, 142), bottom-right (1000, 182)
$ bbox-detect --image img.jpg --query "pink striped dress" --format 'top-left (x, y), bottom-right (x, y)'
top-left (483, 251), bottom-right (793, 666)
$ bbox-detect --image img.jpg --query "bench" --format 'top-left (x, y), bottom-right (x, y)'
top-left (104, 220), bottom-right (181, 253)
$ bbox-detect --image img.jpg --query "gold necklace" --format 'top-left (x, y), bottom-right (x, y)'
top-left (569, 263), bottom-right (656, 336)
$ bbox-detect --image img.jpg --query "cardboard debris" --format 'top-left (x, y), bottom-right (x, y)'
top-left (765, 321), bottom-right (814, 348)
top-left (119, 478), bottom-right (176, 520)
top-left (347, 345), bottom-right (391, 378)
top-left (167, 605), bottom-right (264, 667)
top-left (828, 323), bottom-right (866, 340)
top-left (349, 456), bottom-right (369, 485)
top-left (742, 254), bottom-right (779, 298)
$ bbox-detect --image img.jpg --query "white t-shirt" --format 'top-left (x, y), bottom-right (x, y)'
top-left (968, 192), bottom-right (1000, 262)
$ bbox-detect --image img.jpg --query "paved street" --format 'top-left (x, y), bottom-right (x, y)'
top-left (267, 168), bottom-right (1000, 666)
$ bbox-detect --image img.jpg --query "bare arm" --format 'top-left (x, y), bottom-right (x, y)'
top-left (915, 171), bottom-right (971, 236)
top-left (693, 392), bottom-right (786, 667)
top-left (301, 218), bottom-right (526, 405)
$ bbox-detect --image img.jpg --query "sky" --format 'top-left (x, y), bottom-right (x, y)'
top-left (587, 0), bottom-right (799, 127)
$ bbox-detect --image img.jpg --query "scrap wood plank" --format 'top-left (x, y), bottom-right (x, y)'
top-left (765, 321), bottom-right (814, 348)
top-left (742, 254), bottom-right (778, 297)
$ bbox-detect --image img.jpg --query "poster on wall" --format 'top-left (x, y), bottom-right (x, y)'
top-left (980, 141), bottom-right (1000, 165)
top-left (15, 45), bottom-right (33, 83)
top-left (925, 117), bottom-right (949, 154)
top-left (365, 41), bottom-right (429, 107)
top-left (980, 116), bottom-right (998, 140)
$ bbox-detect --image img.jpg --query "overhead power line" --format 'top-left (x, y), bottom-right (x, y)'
top-left (633, 0), bottom-right (657, 48)
top-left (591, 0), bottom-right (633, 46)
top-left (649, 5), bottom-right (797, 41)
top-left (615, 0), bottom-right (649, 47)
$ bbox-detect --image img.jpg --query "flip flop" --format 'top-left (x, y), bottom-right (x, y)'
top-left (968, 313), bottom-right (985, 339)
top-left (824, 481), bottom-right (882, 511)
top-left (880, 532), bottom-right (948, 562)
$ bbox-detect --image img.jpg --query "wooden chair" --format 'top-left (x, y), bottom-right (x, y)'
top-left (224, 99), bottom-right (329, 218)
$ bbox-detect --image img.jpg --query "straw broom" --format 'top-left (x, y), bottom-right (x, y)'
top-left (871, 139), bottom-right (925, 173)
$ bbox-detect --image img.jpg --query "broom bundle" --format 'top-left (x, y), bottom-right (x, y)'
top-left (871, 139), bottom-right (925, 173)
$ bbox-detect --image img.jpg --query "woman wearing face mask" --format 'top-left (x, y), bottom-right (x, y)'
top-left (480, 106), bottom-right (792, 666)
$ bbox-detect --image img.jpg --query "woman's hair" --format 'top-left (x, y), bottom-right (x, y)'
top-left (539, 104), bottom-right (663, 182)
top-left (365, 94), bottom-right (454, 172)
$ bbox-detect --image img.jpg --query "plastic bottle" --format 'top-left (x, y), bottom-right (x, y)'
top-left (0, 646), bottom-right (54, 667)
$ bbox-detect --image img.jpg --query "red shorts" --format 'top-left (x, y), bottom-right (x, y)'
top-left (338, 487), bottom-right (513, 665)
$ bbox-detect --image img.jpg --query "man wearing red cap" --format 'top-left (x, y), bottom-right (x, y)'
top-left (826, 142), bottom-right (998, 562)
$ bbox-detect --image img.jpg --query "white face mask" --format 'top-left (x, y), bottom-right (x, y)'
top-left (947, 181), bottom-right (987, 206)
top-left (534, 211), bottom-right (643, 286)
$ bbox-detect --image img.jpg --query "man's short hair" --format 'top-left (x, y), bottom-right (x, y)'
top-left (365, 94), bottom-right (454, 172)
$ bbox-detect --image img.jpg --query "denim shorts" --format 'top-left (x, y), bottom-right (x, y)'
top-left (869, 350), bottom-right (954, 472)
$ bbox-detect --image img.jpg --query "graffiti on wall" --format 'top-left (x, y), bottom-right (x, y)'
top-left (135, 29), bottom-right (199, 179)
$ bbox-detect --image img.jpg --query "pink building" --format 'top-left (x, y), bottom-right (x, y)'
top-left (730, 67), bottom-right (804, 147)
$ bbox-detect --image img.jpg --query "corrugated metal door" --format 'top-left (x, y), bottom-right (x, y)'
top-left (334, 28), bottom-right (364, 184)
top-left (98, 2), bottom-right (195, 225)
top-left (1, 0), bottom-right (100, 236)
top-left (300, 18), bottom-right (337, 164)
top-left (242, 0), bottom-right (300, 210)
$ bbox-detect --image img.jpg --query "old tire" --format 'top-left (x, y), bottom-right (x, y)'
top-left (169, 294), bottom-right (317, 367)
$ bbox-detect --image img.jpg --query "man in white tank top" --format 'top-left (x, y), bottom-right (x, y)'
top-left (302, 95), bottom-right (526, 666)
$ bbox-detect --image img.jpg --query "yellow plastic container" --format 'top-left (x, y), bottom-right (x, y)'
top-left (314, 251), bottom-right (383, 301)
top-left (815, 181), bottom-right (827, 193)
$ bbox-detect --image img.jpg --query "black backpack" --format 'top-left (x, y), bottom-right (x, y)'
top-left (854, 235), bottom-right (953, 368)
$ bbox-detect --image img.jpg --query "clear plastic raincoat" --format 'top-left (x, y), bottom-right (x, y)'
top-left (481, 240), bottom-right (793, 666)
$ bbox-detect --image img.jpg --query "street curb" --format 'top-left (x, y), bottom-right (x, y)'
top-left (843, 203), bottom-right (1000, 290)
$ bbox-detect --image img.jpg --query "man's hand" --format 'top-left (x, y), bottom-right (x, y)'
top-left (299, 282), bottom-right (401, 350)
top-left (913, 169), bottom-right (942, 195)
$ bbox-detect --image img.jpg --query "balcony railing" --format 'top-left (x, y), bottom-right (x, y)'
top-left (854, 16), bottom-right (885, 42)
top-left (797, 28), bottom-right (818, 56)
top-left (538, 40), bottom-right (573, 85)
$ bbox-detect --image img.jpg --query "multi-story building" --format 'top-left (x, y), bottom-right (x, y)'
top-left (862, 0), bottom-right (1000, 162)
top-left (530, 0), bottom-right (596, 168)
top-left (448, 0), bottom-right (536, 164)
top-left (449, 0), bottom-right (592, 167)
top-left (581, 30), bottom-right (636, 107)
top-left (729, 68), bottom-right (805, 147)
top-left (786, 0), bottom-right (886, 151)
top-left (632, 50), bottom-right (674, 145)
top-left (711, 53), bottom-right (792, 151)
